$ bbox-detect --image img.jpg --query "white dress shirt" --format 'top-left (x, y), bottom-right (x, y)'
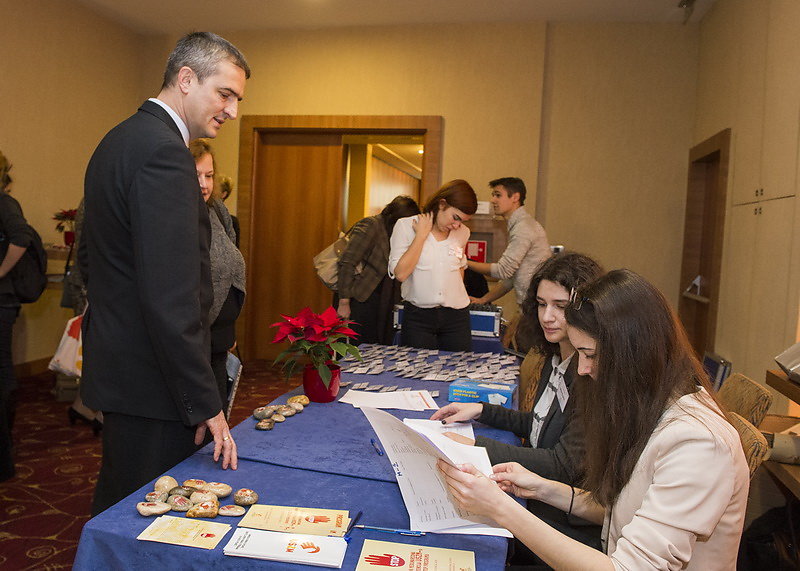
top-left (388, 215), bottom-right (470, 309)
top-left (148, 98), bottom-right (190, 146)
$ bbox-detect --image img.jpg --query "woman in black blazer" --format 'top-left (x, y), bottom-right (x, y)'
top-left (431, 252), bottom-right (603, 557)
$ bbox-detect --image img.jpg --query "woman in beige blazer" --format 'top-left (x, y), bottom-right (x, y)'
top-left (439, 269), bottom-right (749, 570)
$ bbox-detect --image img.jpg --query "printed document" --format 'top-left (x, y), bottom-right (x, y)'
top-left (339, 389), bottom-right (437, 411)
top-left (362, 407), bottom-right (511, 537)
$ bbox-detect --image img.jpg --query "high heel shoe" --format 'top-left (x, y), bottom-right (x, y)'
top-left (67, 406), bottom-right (94, 426)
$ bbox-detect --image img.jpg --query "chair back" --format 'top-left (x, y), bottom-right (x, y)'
top-left (726, 411), bottom-right (770, 479)
top-left (518, 349), bottom-right (545, 413)
top-left (717, 373), bottom-right (773, 427)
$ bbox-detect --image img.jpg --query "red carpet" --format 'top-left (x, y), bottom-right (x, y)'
top-left (0, 361), bottom-right (295, 570)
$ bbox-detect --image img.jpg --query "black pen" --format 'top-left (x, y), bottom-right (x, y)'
top-left (370, 438), bottom-right (384, 456)
top-left (344, 510), bottom-right (363, 542)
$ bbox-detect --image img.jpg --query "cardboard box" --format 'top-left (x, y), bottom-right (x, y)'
top-left (448, 378), bottom-right (516, 409)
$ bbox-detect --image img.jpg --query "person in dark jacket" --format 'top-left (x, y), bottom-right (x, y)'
top-left (335, 196), bottom-right (420, 344)
top-left (0, 152), bottom-right (31, 482)
top-left (431, 252), bottom-right (604, 558)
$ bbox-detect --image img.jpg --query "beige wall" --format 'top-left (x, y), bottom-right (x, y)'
top-left (0, 0), bottom-right (144, 363)
top-left (538, 23), bottom-right (699, 301)
top-left (200, 23), bottom-right (547, 212)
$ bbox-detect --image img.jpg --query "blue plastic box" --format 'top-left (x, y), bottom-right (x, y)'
top-left (448, 378), bottom-right (516, 409)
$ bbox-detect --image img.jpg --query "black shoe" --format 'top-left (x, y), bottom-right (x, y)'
top-left (67, 406), bottom-right (94, 426)
top-left (91, 419), bottom-right (103, 436)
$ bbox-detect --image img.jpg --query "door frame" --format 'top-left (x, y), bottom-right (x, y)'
top-left (677, 128), bottom-right (731, 357)
top-left (236, 115), bottom-right (443, 358)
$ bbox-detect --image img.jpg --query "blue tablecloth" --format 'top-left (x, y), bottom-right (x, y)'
top-left (219, 374), bottom-right (519, 482)
top-left (73, 350), bottom-right (520, 569)
top-left (73, 457), bottom-right (510, 570)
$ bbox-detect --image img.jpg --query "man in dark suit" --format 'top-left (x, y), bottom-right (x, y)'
top-left (79, 32), bottom-right (250, 515)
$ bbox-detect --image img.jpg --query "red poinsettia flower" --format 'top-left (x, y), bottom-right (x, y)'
top-left (270, 306), bottom-right (362, 385)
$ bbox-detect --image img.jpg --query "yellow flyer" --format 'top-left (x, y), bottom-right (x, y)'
top-left (355, 539), bottom-right (475, 571)
top-left (238, 505), bottom-right (351, 537)
top-left (137, 515), bottom-right (231, 549)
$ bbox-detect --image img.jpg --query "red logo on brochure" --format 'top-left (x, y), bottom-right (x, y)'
top-left (364, 553), bottom-right (406, 567)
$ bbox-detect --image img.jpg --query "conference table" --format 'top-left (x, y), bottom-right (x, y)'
top-left (73, 346), bottom-right (520, 569)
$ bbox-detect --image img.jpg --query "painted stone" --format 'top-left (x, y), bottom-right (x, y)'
top-left (287, 395), bottom-right (310, 406)
top-left (186, 500), bottom-right (219, 518)
top-left (189, 491), bottom-right (217, 504)
top-left (272, 413), bottom-right (286, 423)
top-left (167, 494), bottom-right (192, 512)
top-left (234, 488), bottom-right (259, 506)
top-left (202, 482), bottom-right (232, 498)
top-left (255, 419), bottom-right (275, 430)
top-left (153, 475), bottom-right (179, 494)
top-left (183, 478), bottom-right (207, 488)
top-left (145, 491), bottom-right (167, 503)
top-left (168, 486), bottom-right (196, 498)
top-left (218, 505), bottom-right (246, 517)
top-left (288, 402), bottom-right (304, 413)
top-left (253, 406), bottom-right (273, 420)
top-left (136, 501), bottom-right (171, 516)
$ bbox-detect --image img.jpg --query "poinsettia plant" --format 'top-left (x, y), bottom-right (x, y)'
top-left (53, 208), bottom-right (77, 233)
top-left (271, 306), bottom-right (362, 387)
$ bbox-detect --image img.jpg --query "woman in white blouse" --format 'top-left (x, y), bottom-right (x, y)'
top-left (439, 269), bottom-right (749, 570)
top-left (388, 180), bottom-right (478, 351)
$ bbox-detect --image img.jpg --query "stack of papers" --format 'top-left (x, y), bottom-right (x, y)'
top-left (224, 528), bottom-right (347, 568)
top-left (362, 408), bottom-right (512, 537)
top-left (239, 505), bottom-right (351, 537)
top-left (137, 515), bottom-right (232, 549)
top-left (338, 389), bottom-right (437, 410)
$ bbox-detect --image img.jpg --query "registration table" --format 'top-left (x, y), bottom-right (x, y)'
top-left (74, 349), bottom-right (520, 569)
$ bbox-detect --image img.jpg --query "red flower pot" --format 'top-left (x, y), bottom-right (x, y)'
top-left (302, 364), bottom-right (340, 403)
top-left (63, 231), bottom-right (75, 247)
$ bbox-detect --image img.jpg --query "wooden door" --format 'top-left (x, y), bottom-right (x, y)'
top-left (244, 132), bottom-right (345, 360)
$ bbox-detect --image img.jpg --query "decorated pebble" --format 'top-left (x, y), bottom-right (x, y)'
top-left (272, 413), bottom-right (286, 423)
top-left (253, 406), bottom-right (273, 420)
top-left (234, 488), bottom-right (259, 506)
top-left (183, 478), bottom-right (207, 488)
top-left (145, 491), bottom-right (168, 503)
top-left (189, 491), bottom-right (218, 505)
top-left (276, 405), bottom-right (294, 416)
top-left (167, 494), bottom-right (192, 512)
top-left (168, 486), bottom-right (196, 498)
top-left (202, 482), bottom-right (232, 498)
top-left (218, 505), bottom-right (246, 517)
top-left (136, 501), bottom-right (171, 516)
top-left (287, 395), bottom-right (310, 406)
top-left (154, 475), bottom-right (179, 494)
top-left (186, 500), bottom-right (219, 518)
top-left (255, 419), bottom-right (275, 430)
top-left (288, 402), bottom-right (304, 413)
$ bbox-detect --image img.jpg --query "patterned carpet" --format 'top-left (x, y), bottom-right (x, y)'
top-left (0, 361), bottom-right (294, 570)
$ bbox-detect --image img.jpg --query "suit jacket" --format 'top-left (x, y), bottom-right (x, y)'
top-left (79, 100), bottom-right (221, 426)
top-left (337, 215), bottom-right (390, 302)
top-left (475, 355), bottom-right (584, 483)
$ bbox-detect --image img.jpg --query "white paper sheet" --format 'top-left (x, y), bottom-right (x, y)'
top-left (338, 390), bottom-right (437, 411)
top-left (402, 418), bottom-right (475, 441)
top-left (362, 407), bottom-right (511, 537)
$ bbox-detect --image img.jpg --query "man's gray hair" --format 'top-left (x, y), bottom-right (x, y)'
top-left (161, 32), bottom-right (250, 89)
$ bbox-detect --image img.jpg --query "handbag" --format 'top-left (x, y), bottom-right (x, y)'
top-left (48, 314), bottom-right (83, 377)
top-left (313, 226), bottom-right (362, 291)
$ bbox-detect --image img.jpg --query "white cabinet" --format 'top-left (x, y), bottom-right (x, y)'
top-left (731, 0), bottom-right (800, 206)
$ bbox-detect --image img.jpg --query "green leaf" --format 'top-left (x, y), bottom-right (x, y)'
top-left (319, 364), bottom-right (332, 388)
top-left (330, 342), bottom-right (349, 358)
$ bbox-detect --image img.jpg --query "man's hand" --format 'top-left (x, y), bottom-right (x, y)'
top-left (194, 411), bottom-right (237, 470)
top-left (337, 299), bottom-right (351, 319)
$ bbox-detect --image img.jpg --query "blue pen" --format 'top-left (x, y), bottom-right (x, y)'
top-left (355, 524), bottom-right (426, 537)
top-left (370, 438), bottom-right (384, 456)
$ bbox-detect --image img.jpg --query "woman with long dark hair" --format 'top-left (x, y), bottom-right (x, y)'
top-left (439, 269), bottom-right (748, 569)
top-left (388, 180), bottom-right (478, 351)
top-left (335, 195), bottom-right (420, 344)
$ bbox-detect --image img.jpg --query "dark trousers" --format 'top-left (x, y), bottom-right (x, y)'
top-left (91, 412), bottom-right (205, 516)
top-left (401, 303), bottom-right (471, 352)
top-left (0, 306), bottom-right (18, 482)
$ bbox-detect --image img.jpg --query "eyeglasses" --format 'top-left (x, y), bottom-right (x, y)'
top-left (569, 287), bottom-right (589, 310)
